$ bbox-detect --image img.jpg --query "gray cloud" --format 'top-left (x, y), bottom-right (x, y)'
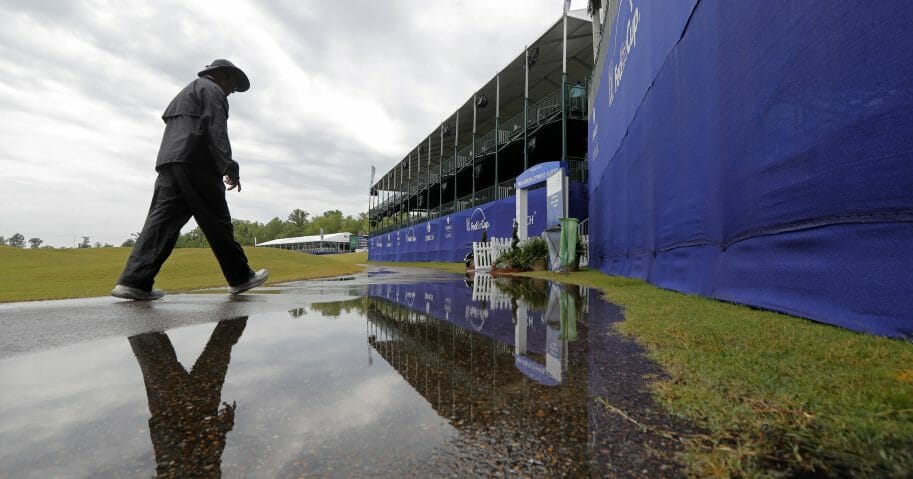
top-left (0, 0), bottom-right (583, 247)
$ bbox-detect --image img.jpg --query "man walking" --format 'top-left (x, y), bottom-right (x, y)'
top-left (113, 59), bottom-right (268, 300)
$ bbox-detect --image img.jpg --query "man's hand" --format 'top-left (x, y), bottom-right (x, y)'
top-left (224, 175), bottom-right (242, 192)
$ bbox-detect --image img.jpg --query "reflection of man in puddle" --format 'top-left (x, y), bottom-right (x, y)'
top-left (128, 317), bottom-right (246, 477)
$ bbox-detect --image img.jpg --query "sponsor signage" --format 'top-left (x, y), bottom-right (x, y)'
top-left (516, 161), bottom-right (562, 189)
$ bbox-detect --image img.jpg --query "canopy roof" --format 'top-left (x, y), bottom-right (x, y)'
top-left (374, 9), bottom-right (593, 192)
top-left (257, 232), bottom-right (352, 246)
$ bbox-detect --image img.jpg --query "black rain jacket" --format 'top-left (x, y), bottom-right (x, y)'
top-left (155, 76), bottom-right (240, 181)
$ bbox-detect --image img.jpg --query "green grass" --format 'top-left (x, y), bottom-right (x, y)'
top-left (0, 246), bottom-right (367, 302)
top-left (520, 270), bottom-right (913, 478)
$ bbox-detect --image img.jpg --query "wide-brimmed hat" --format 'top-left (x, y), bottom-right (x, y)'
top-left (197, 59), bottom-right (250, 92)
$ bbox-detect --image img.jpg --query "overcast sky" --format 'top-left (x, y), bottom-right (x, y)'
top-left (0, 0), bottom-right (586, 247)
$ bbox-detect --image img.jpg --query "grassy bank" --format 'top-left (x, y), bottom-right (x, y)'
top-left (374, 261), bottom-right (913, 477)
top-left (526, 270), bottom-right (913, 478)
top-left (0, 246), bottom-right (367, 302)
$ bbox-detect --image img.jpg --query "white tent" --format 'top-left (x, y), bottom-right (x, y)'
top-left (257, 232), bottom-right (353, 254)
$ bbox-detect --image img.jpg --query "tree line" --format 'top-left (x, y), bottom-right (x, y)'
top-left (0, 233), bottom-right (47, 249)
top-left (1, 209), bottom-right (367, 250)
top-left (175, 209), bottom-right (367, 248)
top-left (0, 234), bottom-right (115, 249)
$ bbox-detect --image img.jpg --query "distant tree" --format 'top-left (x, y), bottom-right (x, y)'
top-left (263, 217), bottom-right (286, 242)
top-left (341, 212), bottom-right (369, 235)
top-left (305, 210), bottom-right (344, 236)
top-left (0, 236), bottom-right (6, 246)
top-left (94, 241), bottom-right (103, 248)
top-left (229, 220), bottom-right (257, 246)
top-left (287, 209), bottom-right (310, 228)
top-left (176, 227), bottom-right (209, 248)
top-left (121, 232), bottom-right (139, 248)
top-left (78, 236), bottom-right (91, 248)
top-left (28, 237), bottom-right (43, 249)
top-left (8, 233), bottom-right (25, 248)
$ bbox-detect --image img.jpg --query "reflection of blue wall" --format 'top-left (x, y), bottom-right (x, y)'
top-left (589, 0), bottom-right (913, 337)
top-left (369, 184), bottom-right (587, 262)
top-left (368, 281), bottom-right (548, 354)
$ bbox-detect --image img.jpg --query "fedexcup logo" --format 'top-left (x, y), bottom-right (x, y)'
top-left (466, 208), bottom-right (490, 232)
top-left (406, 227), bottom-right (417, 243)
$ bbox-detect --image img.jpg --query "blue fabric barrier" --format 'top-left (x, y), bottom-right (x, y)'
top-left (369, 185), bottom-right (587, 263)
top-left (589, 0), bottom-right (913, 338)
top-left (367, 281), bottom-right (548, 354)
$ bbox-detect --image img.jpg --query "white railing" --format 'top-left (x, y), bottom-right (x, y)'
top-left (577, 219), bottom-right (589, 267)
top-left (472, 241), bottom-right (493, 271)
top-left (471, 237), bottom-right (512, 272)
top-left (471, 273), bottom-right (512, 310)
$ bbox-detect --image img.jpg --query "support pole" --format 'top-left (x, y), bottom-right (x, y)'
top-left (454, 110), bottom-right (459, 208)
top-left (439, 123), bottom-right (444, 212)
top-left (562, 13), bottom-right (568, 164)
top-left (495, 74), bottom-right (500, 197)
top-left (524, 45), bottom-right (530, 170)
top-left (407, 152), bottom-right (412, 225)
top-left (471, 93), bottom-right (477, 207)
top-left (427, 136), bottom-right (431, 220)
top-left (381, 173), bottom-right (390, 229)
top-left (516, 188), bottom-right (528, 240)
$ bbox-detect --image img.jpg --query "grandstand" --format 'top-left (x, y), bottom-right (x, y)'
top-left (368, 10), bottom-right (593, 262)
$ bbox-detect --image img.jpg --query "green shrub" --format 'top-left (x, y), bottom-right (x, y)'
top-left (520, 237), bottom-right (548, 267)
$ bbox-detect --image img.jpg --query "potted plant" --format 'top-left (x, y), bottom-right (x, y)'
top-left (521, 237), bottom-right (549, 271)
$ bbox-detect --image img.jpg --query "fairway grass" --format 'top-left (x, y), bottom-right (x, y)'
top-left (0, 246), bottom-right (367, 302)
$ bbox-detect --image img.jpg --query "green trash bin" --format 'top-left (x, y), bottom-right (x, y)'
top-left (558, 217), bottom-right (579, 268)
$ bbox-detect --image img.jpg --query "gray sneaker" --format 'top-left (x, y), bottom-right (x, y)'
top-left (112, 284), bottom-right (165, 300)
top-left (229, 269), bottom-right (269, 295)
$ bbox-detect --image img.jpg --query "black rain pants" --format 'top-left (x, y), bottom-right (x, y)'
top-left (117, 164), bottom-right (252, 290)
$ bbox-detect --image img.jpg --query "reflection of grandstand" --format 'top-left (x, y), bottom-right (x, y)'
top-left (365, 297), bottom-right (592, 474)
top-left (368, 11), bottom-right (593, 259)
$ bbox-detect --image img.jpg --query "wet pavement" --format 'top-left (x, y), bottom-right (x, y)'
top-left (0, 266), bottom-right (693, 478)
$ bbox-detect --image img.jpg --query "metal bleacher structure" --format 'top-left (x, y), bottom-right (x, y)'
top-left (368, 10), bottom-right (594, 260)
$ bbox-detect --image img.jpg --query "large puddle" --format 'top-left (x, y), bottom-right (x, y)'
top-left (0, 274), bottom-right (637, 477)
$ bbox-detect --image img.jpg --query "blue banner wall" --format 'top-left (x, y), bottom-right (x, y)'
top-left (589, 0), bottom-right (913, 337)
top-left (369, 185), bottom-right (587, 263)
top-left (367, 281), bottom-right (548, 354)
